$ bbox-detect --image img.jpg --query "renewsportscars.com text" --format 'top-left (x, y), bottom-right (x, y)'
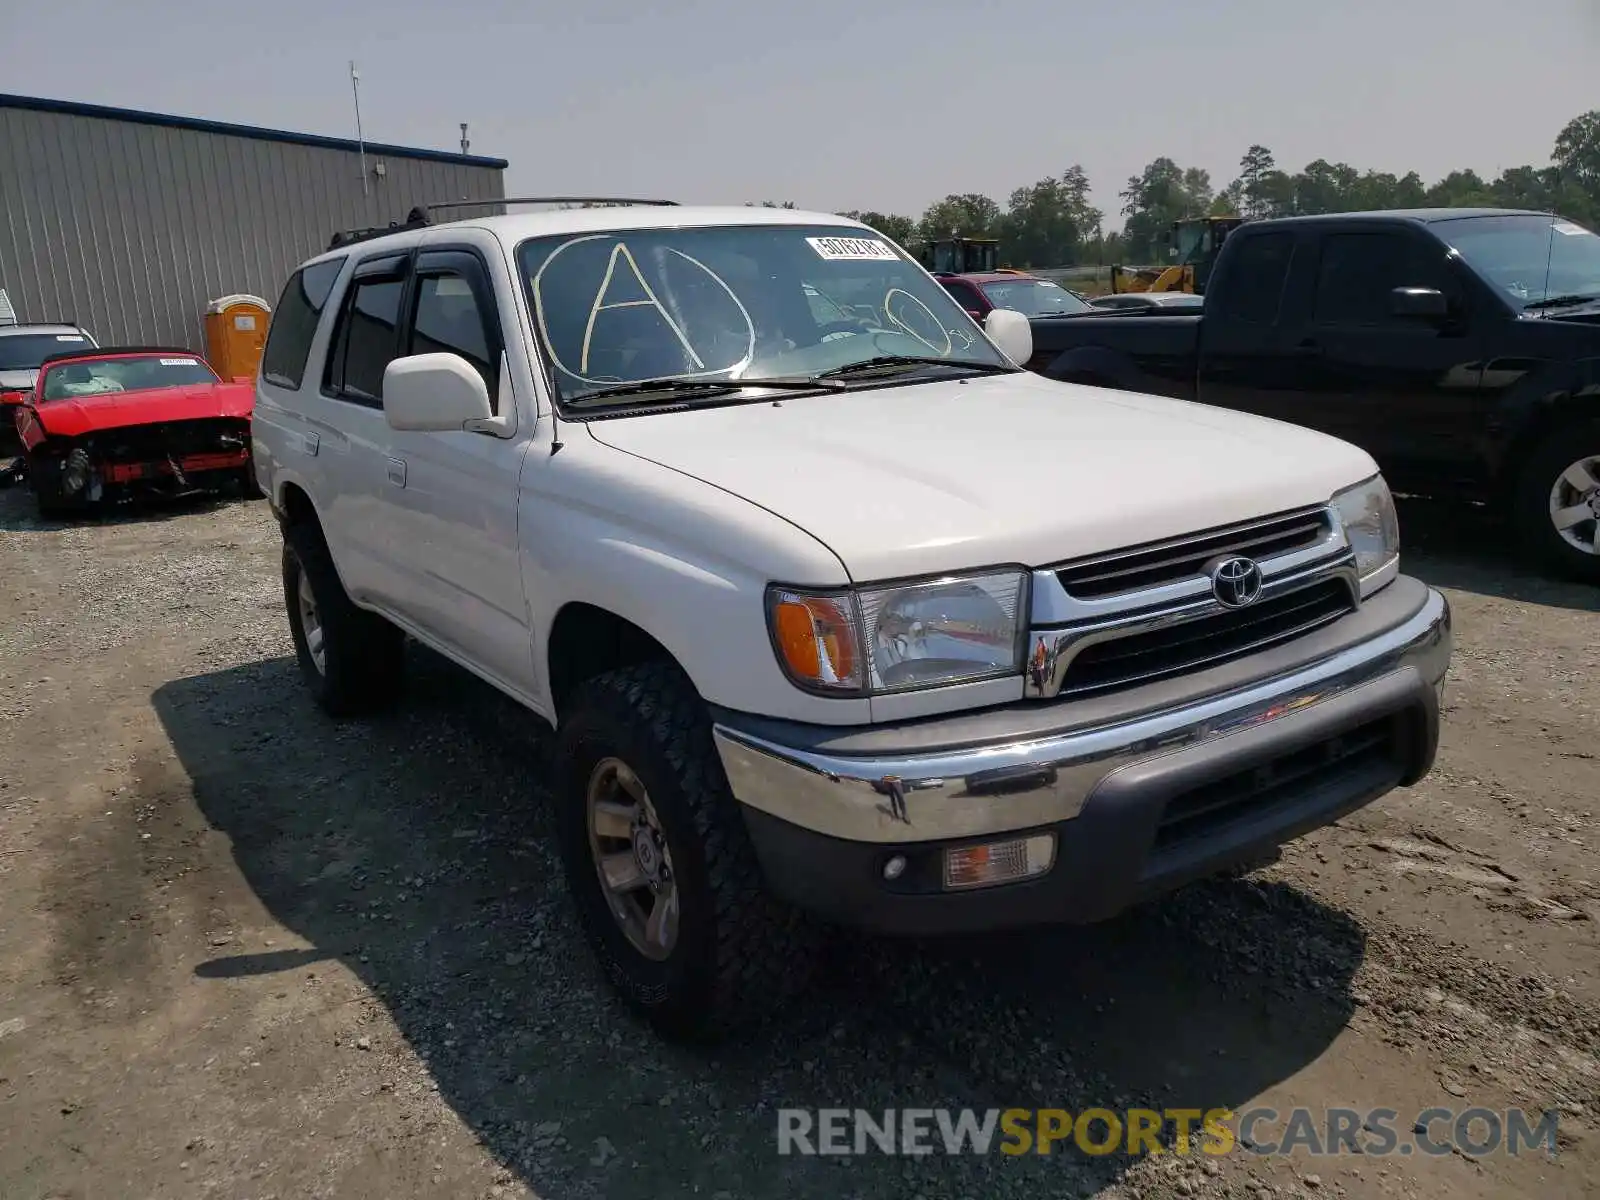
top-left (776, 1106), bottom-right (1561, 1159)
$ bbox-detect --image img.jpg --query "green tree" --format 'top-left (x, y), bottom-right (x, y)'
top-left (1236, 145), bottom-right (1285, 219)
top-left (917, 193), bottom-right (1003, 242)
top-left (841, 210), bottom-right (918, 246)
top-left (1554, 110), bottom-right (1600, 192)
top-left (1119, 157), bottom-right (1212, 262)
top-left (998, 165), bottom-right (1101, 267)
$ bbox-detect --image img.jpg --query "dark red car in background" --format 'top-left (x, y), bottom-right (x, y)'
top-left (13, 346), bottom-right (258, 516)
top-left (934, 271), bottom-right (1096, 321)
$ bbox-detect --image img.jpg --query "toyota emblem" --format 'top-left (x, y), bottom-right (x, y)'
top-left (1208, 556), bottom-right (1264, 608)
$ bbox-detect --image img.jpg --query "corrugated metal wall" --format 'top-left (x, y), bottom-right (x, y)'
top-left (0, 105), bottom-right (505, 350)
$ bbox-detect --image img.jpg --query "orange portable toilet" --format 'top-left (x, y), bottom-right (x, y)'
top-left (203, 294), bottom-right (272, 382)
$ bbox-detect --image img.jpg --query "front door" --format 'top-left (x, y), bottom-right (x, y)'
top-left (377, 248), bottom-right (537, 697)
top-left (1291, 228), bottom-right (1488, 485)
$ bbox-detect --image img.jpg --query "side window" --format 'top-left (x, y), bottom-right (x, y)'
top-left (409, 261), bottom-right (502, 407)
top-left (1312, 232), bottom-right (1450, 327)
top-left (1215, 232), bottom-right (1294, 324)
top-left (323, 257), bottom-right (406, 404)
top-left (941, 280), bottom-right (981, 312)
top-left (261, 257), bottom-right (344, 389)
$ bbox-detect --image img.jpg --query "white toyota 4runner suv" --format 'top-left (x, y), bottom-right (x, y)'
top-left (253, 200), bottom-right (1451, 1040)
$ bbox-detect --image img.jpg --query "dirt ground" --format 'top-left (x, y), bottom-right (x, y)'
top-left (0, 485), bottom-right (1595, 1200)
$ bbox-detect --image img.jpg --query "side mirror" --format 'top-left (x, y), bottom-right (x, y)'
top-left (382, 353), bottom-right (493, 432)
top-left (1390, 286), bottom-right (1449, 320)
top-left (984, 308), bottom-right (1033, 365)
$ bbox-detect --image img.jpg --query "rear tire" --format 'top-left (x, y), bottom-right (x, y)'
top-left (553, 661), bottom-right (816, 1042)
top-left (282, 520), bottom-right (405, 716)
top-left (1510, 421), bottom-right (1600, 584)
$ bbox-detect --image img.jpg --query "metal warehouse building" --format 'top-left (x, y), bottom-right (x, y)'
top-left (0, 94), bottom-right (508, 350)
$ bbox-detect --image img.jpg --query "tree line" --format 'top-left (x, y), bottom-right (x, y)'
top-left (750, 109), bottom-right (1600, 270)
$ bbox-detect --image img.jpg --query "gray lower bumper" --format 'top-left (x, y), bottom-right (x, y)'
top-left (711, 580), bottom-right (1450, 846)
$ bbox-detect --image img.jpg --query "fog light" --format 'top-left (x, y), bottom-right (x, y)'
top-left (882, 854), bottom-right (907, 881)
top-left (943, 834), bottom-right (1055, 891)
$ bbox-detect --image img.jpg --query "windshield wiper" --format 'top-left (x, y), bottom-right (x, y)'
top-left (1523, 292), bottom-right (1600, 311)
top-left (812, 355), bottom-right (1018, 380)
top-left (566, 375), bottom-right (846, 407)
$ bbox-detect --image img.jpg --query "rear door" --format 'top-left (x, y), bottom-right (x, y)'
top-left (316, 251), bottom-right (414, 607)
top-left (1193, 227), bottom-right (1310, 425)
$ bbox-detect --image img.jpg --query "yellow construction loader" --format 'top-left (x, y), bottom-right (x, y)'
top-left (1110, 217), bottom-right (1246, 295)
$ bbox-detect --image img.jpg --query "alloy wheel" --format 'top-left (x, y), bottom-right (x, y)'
top-left (297, 569), bottom-right (327, 675)
top-left (585, 756), bottom-right (679, 960)
top-left (1548, 454), bottom-right (1600, 556)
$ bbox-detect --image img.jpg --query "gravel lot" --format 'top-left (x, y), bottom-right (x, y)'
top-left (0, 486), bottom-right (1595, 1200)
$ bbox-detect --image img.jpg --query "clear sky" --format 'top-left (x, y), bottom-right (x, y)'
top-left (2, 0), bottom-right (1592, 228)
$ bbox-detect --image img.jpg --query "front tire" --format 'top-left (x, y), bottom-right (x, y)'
top-left (1511, 421), bottom-right (1600, 584)
top-left (282, 521), bottom-right (405, 716)
top-left (28, 451), bottom-right (78, 519)
top-left (553, 662), bottom-right (815, 1041)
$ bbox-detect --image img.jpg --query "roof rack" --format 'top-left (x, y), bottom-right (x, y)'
top-left (423, 196), bottom-right (679, 213)
top-left (326, 195), bottom-right (679, 251)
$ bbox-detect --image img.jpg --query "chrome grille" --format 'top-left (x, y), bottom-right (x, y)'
top-left (1059, 578), bottom-right (1354, 696)
top-left (1056, 507), bottom-right (1332, 600)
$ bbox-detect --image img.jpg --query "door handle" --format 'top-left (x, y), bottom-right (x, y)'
top-left (385, 457), bottom-right (406, 488)
top-left (1293, 339), bottom-right (1323, 357)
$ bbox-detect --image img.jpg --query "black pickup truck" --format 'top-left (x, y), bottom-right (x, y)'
top-left (1025, 208), bottom-right (1600, 582)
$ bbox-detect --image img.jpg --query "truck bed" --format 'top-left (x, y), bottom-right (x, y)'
top-left (1027, 312), bottom-right (1202, 401)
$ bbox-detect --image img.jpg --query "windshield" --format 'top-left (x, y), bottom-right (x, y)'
top-left (0, 332), bottom-right (92, 372)
top-left (979, 278), bottom-right (1092, 317)
top-left (38, 354), bottom-right (219, 400)
top-left (516, 224), bottom-right (1008, 406)
top-left (1435, 214), bottom-right (1600, 307)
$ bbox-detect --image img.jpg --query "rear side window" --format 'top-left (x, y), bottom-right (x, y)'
top-left (1215, 233), bottom-right (1294, 324)
top-left (261, 258), bottom-right (344, 389)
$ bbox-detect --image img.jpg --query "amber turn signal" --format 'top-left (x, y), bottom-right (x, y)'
top-left (768, 590), bottom-right (861, 692)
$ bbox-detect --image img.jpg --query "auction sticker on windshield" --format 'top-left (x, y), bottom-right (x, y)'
top-left (1552, 220), bottom-right (1593, 237)
top-left (807, 237), bottom-right (899, 262)
top-left (160, 358), bottom-right (199, 367)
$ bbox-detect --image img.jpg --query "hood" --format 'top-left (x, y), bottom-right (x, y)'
top-left (32, 381), bottom-right (253, 438)
top-left (584, 372), bottom-right (1378, 581)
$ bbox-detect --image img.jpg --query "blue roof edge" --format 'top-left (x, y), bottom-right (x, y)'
top-left (0, 92), bottom-right (509, 170)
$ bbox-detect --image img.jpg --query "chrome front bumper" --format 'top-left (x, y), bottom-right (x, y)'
top-left (712, 582), bottom-right (1450, 846)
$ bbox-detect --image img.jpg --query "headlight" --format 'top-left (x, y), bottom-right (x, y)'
top-left (1331, 474), bottom-right (1400, 596)
top-left (767, 570), bottom-right (1027, 695)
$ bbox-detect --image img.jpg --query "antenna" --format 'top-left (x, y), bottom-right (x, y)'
top-left (459, 123), bottom-right (470, 156)
top-left (349, 61), bottom-right (369, 198)
top-left (1534, 168), bottom-right (1561, 310)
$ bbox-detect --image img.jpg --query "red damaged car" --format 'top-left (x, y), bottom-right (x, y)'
top-left (13, 346), bottom-right (259, 515)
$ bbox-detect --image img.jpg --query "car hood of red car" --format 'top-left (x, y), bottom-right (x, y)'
top-left (31, 381), bottom-right (254, 437)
